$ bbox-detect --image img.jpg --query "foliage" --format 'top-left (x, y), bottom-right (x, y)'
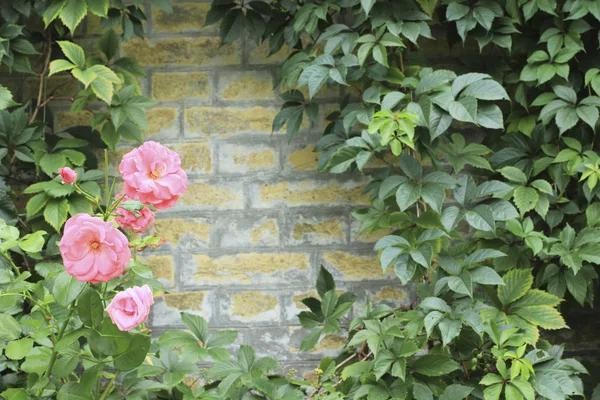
top-left (204, 0), bottom-right (600, 398)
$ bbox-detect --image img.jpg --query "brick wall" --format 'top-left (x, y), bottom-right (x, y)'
top-left (57, 1), bottom-right (412, 370)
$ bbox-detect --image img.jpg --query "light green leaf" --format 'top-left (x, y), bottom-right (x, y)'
top-left (514, 306), bottom-right (567, 330)
top-left (513, 186), bottom-right (539, 216)
top-left (57, 41), bottom-right (85, 68)
top-left (60, 0), bottom-right (87, 32)
top-left (498, 269), bottom-right (533, 305)
top-left (0, 314), bottom-right (21, 340)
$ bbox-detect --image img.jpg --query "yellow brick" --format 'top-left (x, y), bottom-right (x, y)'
top-left (258, 181), bottom-right (369, 205)
top-left (172, 142), bottom-right (212, 174)
top-left (288, 144), bottom-right (319, 171)
top-left (231, 292), bottom-right (278, 318)
top-left (250, 221), bottom-right (279, 244)
top-left (312, 335), bottom-right (346, 352)
top-left (292, 219), bottom-right (343, 241)
top-left (193, 253), bottom-right (309, 284)
top-left (249, 42), bottom-right (291, 65)
top-left (145, 107), bottom-right (178, 135)
top-left (57, 111), bottom-right (94, 130)
top-left (373, 287), bottom-right (408, 302)
top-left (152, 218), bottom-right (210, 246)
top-left (152, 3), bottom-right (214, 33)
top-left (152, 72), bottom-right (211, 101)
top-left (218, 71), bottom-right (275, 101)
top-left (180, 183), bottom-right (242, 208)
top-left (144, 255), bottom-right (175, 284)
top-left (121, 37), bottom-right (240, 67)
top-left (184, 106), bottom-right (278, 137)
top-left (23, 76), bottom-right (80, 99)
top-left (164, 291), bottom-right (207, 311)
top-left (323, 252), bottom-right (383, 280)
top-left (233, 150), bottom-right (276, 170)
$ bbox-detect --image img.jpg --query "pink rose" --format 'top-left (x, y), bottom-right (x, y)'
top-left (59, 214), bottom-right (131, 283)
top-left (119, 141), bottom-right (188, 210)
top-left (114, 192), bottom-right (155, 233)
top-left (105, 285), bottom-right (154, 331)
top-left (58, 167), bottom-right (77, 184)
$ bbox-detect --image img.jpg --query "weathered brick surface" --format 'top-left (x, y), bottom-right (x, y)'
top-left (86, 2), bottom-right (414, 365)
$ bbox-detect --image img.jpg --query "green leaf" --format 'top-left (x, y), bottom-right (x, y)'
top-left (477, 104), bottom-right (504, 129)
top-left (555, 107), bottom-right (579, 134)
top-left (396, 182), bottom-right (421, 211)
top-left (449, 98), bottom-right (477, 123)
top-left (78, 288), bottom-right (104, 328)
top-left (100, 122), bottom-right (119, 150)
top-left (463, 79), bottom-right (509, 100)
top-left (6, 338), bottom-right (34, 360)
top-left (577, 105), bottom-right (599, 131)
top-left (181, 312), bottom-right (209, 343)
top-left (372, 44), bottom-right (388, 67)
top-left (361, 0), bottom-right (376, 15)
top-left (19, 231), bottom-right (46, 253)
top-left (438, 318), bottom-right (462, 346)
top-left (86, 0), bottom-right (108, 16)
top-left (44, 198), bottom-right (69, 232)
top-left (465, 205), bottom-right (495, 232)
top-left (72, 68), bottom-right (97, 88)
top-left (52, 270), bottom-right (85, 306)
top-left (514, 306), bottom-right (567, 329)
top-left (499, 166), bottom-right (527, 184)
top-left (98, 29), bottom-right (119, 60)
top-left (113, 334), bottom-right (151, 370)
top-left (40, 153), bottom-right (68, 177)
top-left (0, 86), bottom-right (17, 110)
top-left (498, 269), bottom-right (533, 305)
top-left (471, 266), bottom-right (504, 285)
top-left (411, 354), bottom-right (460, 376)
top-left (57, 41), bottom-right (85, 68)
top-left (26, 192), bottom-right (49, 219)
top-left (0, 314), bottom-right (21, 340)
top-left (59, 0), bottom-right (87, 32)
top-left (513, 186), bottom-right (539, 216)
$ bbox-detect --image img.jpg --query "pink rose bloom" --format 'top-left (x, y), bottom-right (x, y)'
top-left (59, 214), bottom-right (131, 283)
top-left (119, 141), bottom-right (188, 210)
top-left (58, 167), bottom-right (77, 184)
top-left (105, 285), bottom-right (154, 331)
top-left (114, 192), bottom-right (155, 233)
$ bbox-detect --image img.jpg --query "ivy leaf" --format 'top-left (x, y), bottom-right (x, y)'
top-left (513, 186), bottom-right (539, 216)
top-left (449, 97), bottom-right (477, 123)
top-left (465, 205), bottom-right (495, 232)
top-left (411, 354), bottom-right (460, 376)
top-left (462, 79), bottom-right (509, 100)
top-left (498, 269), bottom-right (533, 305)
top-left (59, 0), bottom-right (87, 33)
top-left (514, 306), bottom-right (567, 330)
top-left (477, 104), bottom-right (504, 129)
top-left (361, 0), bottom-right (376, 15)
top-left (555, 107), bottom-right (579, 133)
top-left (56, 41), bottom-right (85, 68)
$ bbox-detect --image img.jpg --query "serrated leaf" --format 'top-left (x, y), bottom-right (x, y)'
top-left (44, 198), bottom-right (69, 232)
top-left (498, 269), bottom-right (533, 305)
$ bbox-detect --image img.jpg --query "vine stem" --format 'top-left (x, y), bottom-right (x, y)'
top-left (29, 33), bottom-right (52, 124)
top-left (1, 253), bottom-right (21, 276)
top-left (98, 372), bottom-right (119, 400)
top-left (36, 305), bottom-right (77, 396)
top-left (306, 350), bottom-right (373, 399)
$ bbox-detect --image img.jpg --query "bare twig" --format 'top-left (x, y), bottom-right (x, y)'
top-left (29, 33), bottom-right (53, 124)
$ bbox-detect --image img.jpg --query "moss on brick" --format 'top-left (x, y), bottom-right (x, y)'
top-left (121, 37), bottom-right (240, 67)
top-left (152, 3), bottom-right (213, 33)
top-left (152, 72), bottom-right (211, 102)
top-left (231, 292), bottom-right (278, 318)
top-left (164, 292), bottom-right (207, 311)
top-left (193, 253), bottom-right (309, 284)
